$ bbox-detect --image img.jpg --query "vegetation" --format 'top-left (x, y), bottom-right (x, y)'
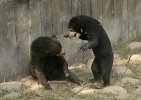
top-left (113, 35), bottom-right (141, 58)
top-left (0, 66), bottom-right (141, 100)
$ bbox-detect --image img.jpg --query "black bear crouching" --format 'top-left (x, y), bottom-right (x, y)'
top-left (64, 15), bottom-right (113, 87)
top-left (29, 35), bottom-right (82, 90)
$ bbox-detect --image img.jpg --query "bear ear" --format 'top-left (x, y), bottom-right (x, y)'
top-left (51, 34), bottom-right (57, 39)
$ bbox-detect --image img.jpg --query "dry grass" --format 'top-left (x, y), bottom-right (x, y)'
top-left (0, 65), bottom-right (141, 100)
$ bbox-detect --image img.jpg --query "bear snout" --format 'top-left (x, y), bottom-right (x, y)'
top-left (57, 48), bottom-right (66, 56)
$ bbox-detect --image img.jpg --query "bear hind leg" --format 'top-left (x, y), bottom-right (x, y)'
top-left (91, 59), bottom-right (101, 82)
top-left (35, 68), bottom-right (52, 90)
top-left (101, 60), bottom-right (112, 86)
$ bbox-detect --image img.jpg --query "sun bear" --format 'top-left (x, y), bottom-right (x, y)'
top-left (64, 15), bottom-right (113, 87)
top-left (29, 35), bottom-right (82, 90)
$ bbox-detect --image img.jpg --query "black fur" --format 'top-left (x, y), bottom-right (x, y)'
top-left (29, 35), bottom-right (82, 90)
top-left (64, 15), bottom-right (113, 86)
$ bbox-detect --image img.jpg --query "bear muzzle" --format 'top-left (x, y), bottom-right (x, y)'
top-left (57, 48), bottom-right (65, 56)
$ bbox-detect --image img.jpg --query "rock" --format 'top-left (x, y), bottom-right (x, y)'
top-left (128, 42), bottom-right (141, 49)
top-left (0, 81), bottom-right (22, 90)
top-left (69, 64), bottom-right (88, 69)
top-left (114, 54), bottom-right (121, 60)
top-left (137, 66), bottom-right (141, 72)
top-left (134, 86), bottom-right (141, 95)
top-left (130, 54), bottom-right (141, 62)
top-left (72, 86), bottom-right (99, 95)
top-left (117, 93), bottom-right (129, 100)
top-left (87, 58), bottom-right (94, 67)
top-left (102, 85), bottom-right (128, 99)
top-left (121, 77), bottom-right (139, 84)
top-left (4, 92), bottom-right (19, 98)
top-left (72, 86), bottom-right (83, 93)
top-left (78, 89), bottom-right (99, 95)
top-left (112, 66), bottom-right (133, 75)
top-left (72, 86), bottom-right (100, 94)
top-left (102, 86), bottom-right (127, 94)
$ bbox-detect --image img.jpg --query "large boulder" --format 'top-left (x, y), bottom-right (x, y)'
top-left (128, 42), bottom-right (141, 49)
top-left (102, 85), bottom-right (129, 99)
top-left (134, 86), bottom-right (141, 95)
top-left (0, 81), bottom-right (22, 90)
top-left (4, 92), bottom-right (19, 99)
top-left (130, 54), bottom-right (141, 62)
top-left (121, 77), bottom-right (139, 85)
top-left (112, 66), bottom-right (133, 75)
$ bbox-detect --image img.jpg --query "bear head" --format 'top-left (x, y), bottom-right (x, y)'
top-left (31, 35), bottom-right (65, 57)
top-left (64, 16), bottom-right (86, 39)
top-left (45, 35), bottom-right (65, 56)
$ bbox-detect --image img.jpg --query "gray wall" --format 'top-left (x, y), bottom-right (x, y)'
top-left (0, 0), bottom-right (140, 82)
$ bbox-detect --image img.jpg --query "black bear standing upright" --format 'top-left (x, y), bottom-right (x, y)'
top-left (29, 35), bottom-right (82, 90)
top-left (64, 15), bottom-right (113, 87)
